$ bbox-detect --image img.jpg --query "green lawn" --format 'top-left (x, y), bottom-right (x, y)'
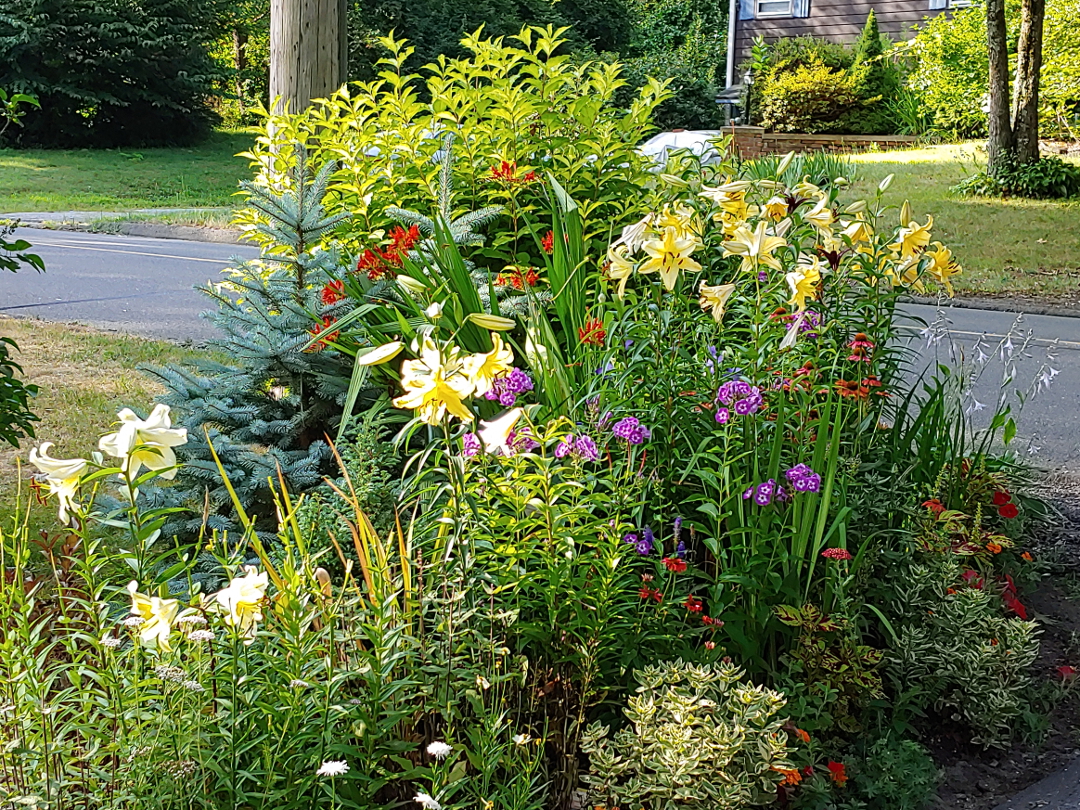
top-left (848, 144), bottom-right (1080, 303)
top-left (0, 129), bottom-right (254, 213)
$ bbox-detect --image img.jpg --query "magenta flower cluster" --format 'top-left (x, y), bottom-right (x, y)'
top-left (612, 416), bottom-right (651, 445)
top-left (785, 463), bottom-right (822, 493)
top-left (715, 380), bottom-right (764, 424)
top-left (743, 478), bottom-right (787, 506)
top-left (556, 433), bottom-right (600, 462)
top-left (484, 368), bottom-right (534, 407)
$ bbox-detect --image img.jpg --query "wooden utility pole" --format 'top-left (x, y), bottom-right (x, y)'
top-left (270, 0), bottom-right (348, 113)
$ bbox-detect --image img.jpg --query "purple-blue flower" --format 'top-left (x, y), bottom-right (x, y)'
top-left (715, 407), bottom-right (730, 424)
top-left (612, 416), bottom-right (651, 445)
top-left (575, 434), bottom-right (600, 462)
top-left (785, 463), bottom-right (822, 493)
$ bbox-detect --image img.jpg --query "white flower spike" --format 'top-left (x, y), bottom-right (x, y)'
top-left (426, 741), bottom-right (452, 760)
top-left (316, 760), bottom-right (349, 777)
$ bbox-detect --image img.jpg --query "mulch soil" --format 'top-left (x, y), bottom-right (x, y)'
top-left (930, 471), bottom-right (1080, 809)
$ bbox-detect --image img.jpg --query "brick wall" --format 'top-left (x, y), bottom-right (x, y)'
top-left (728, 126), bottom-right (919, 159)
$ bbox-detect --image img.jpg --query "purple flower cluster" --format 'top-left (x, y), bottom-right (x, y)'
top-left (612, 416), bottom-right (651, 445)
top-left (715, 380), bottom-right (764, 423)
top-left (624, 526), bottom-right (654, 555)
top-left (508, 427), bottom-right (539, 453)
top-left (785, 310), bottom-right (821, 338)
top-left (743, 478), bottom-right (787, 506)
top-left (556, 433), bottom-right (600, 462)
top-left (784, 463), bottom-right (822, 493)
top-left (484, 368), bottom-right (534, 407)
top-left (463, 432), bottom-right (481, 457)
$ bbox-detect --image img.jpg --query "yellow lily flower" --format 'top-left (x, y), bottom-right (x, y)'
top-left (803, 198), bottom-right (834, 234)
top-left (786, 257), bottom-right (822, 312)
top-left (890, 215), bottom-right (934, 259)
top-left (606, 244), bottom-right (636, 299)
top-left (639, 226), bottom-right (702, 290)
top-left (464, 333), bottom-right (515, 396)
top-left (763, 196), bottom-right (789, 221)
top-left (128, 581), bottom-right (182, 652)
top-left (699, 180), bottom-right (752, 205)
top-left (393, 336), bottom-right (476, 425)
top-left (699, 283), bottom-right (737, 324)
top-left (881, 255), bottom-right (923, 290)
top-left (213, 566), bottom-right (268, 644)
top-left (792, 178), bottom-right (826, 201)
top-left (28, 442), bottom-right (88, 523)
top-left (925, 242), bottom-right (962, 296)
top-left (654, 204), bottom-right (698, 238)
top-left (722, 222), bottom-right (786, 273)
top-left (841, 218), bottom-right (875, 254)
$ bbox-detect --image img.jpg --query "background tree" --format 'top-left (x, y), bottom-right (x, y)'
top-left (986, 0), bottom-right (1046, 174)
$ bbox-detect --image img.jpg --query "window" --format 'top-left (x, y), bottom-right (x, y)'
top-left (949, 0), bottom-right (973, 6)
top-left (756, 0), bottom-right (793, 16)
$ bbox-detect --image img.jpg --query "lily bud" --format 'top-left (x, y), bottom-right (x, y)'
top-left (396, 274), bottom-right (427, 294)
top-left (900, 200), bottom-right (912, 226)
top-left (467, 313), bottom-right (517, 331)
top-left (425, 302), bottom-right (444, 319)
top-left (355, 341), bottom-right (404, 366)
top-left (659, 173), bottom-right (689, 188)
top-left (844, 200), bottom-right (868, 214)
top-left (878, 173), bottom-right (894, 194)
top-left (776, 151), bottom-right (796, 175)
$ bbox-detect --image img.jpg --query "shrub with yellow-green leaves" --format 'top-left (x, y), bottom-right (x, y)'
top-left (581, 660), bottom-right (794, 809)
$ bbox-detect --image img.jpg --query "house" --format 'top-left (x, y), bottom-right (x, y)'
top-left (723, 0), bottom-right (953, 89)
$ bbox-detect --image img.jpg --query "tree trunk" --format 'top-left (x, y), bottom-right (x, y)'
top-left (270, 0), bottom-right (348, 114)
top-left (1012, 0), bottom-right (1046, 164)
top-left (233, 27), bottom-right (249, 118)
top-left (986, 0), bottom-right (1014, 177)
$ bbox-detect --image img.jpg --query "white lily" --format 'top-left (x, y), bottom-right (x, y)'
top-left (99, 405), bottom-right (188, 480)
top-left (28, 443), bottom-right (88, 523)
top-left (478, 408), bottom-right (525, 454)
top-left (213, 566), bottom-right (269, 644)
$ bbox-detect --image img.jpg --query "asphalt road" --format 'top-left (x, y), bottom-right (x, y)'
top-left (2, 229), bottom-right (260, 342)
top-left (4, 227), bottom-right (1079, 467)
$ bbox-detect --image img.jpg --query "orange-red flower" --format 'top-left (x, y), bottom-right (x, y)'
top-left (834, 379), bottom-right (869, 400)
top-left (489, 161), bottom-right (538, 184)
top-left (987, 542), bottom-right (1003, 554)
top-left (578, 317), bottom-right (607, 347)
top-left (541, 230), bottom-right (555, 254)
top-left (663, 557), bottom-right (687, 573)
top-left (684, 595), bottom-right (703, 613)
top-left (993, 490), bottom-right (1011, 506)
top-left (1022, 552), bottom-right (1034, 562)
top-left (922, 498), bottom-right (946, 516)
top-left (307, 317), bottom-right (340, 352)
top-left (773, 767), bottom-right (802, 787)
top-left (827, 761), bottom-right (848, 787)
top-left (998, 503), bottom-right (1019, 519)
top-left (321, 279), bottom-right (345, 305)
top-left (496, 266), bottom-right (540, 290)
top-left (794, 728), bottom-right (811, 743)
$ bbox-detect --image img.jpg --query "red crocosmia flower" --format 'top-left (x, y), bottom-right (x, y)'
top-left (684, 595), bottom-right (704, 613)
top-left (827, 761), bottom-right (848, 787)
top-left (998, 503), bottom-right (1019, 519)
top-left (821, 548), bottom-right (853, 561)
top-left (307, 317), bottom-right (340, 352)
top-left (541, 230), bottom-right (555, 254)
top-left (922, 498), bottom-right (946, 516)
top-left (1058, 665), bottom-right (1078, 680)
top-left (993, 490), bottom-right (1012, 506)
top-left (578, 317), bottom-right (607, 347)
top-left (663, 557), bottom-right (688, 573)
top-left (321, 279), bottom-right (345, 305)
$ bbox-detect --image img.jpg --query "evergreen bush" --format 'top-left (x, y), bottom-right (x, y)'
top-left (0, 0), bottom-right (220, 147)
